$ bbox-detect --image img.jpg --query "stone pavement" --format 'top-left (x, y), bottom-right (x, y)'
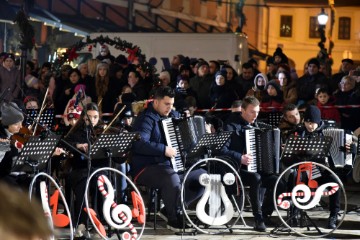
top-left (55, 207), bottom-right (360, 239)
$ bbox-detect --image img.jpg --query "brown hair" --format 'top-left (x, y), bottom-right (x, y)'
top-left (0, 183), bottom-right (52, 239)
top-left (241, 96), bottom-right (260, 109)
top-left (95, 62), bottom-right (110, 97)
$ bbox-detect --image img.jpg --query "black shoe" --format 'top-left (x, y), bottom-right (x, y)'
top-left (327, 215), bottom-right (338, 229)
top-left (264, 215), bottom-right (276, 227)
top-left (167, 219), bottom-right (192, 233)
top-left (254, 218), bottom-right (267, 232)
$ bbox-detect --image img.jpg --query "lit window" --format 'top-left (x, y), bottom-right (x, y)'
top-left (280, 15), bottom-right (292, 37)
top-left (309, 16), bottom-right (320, 39)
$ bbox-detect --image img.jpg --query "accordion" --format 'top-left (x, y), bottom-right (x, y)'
top-left (245, 127), bottom-right (281, 174)
top-left (323, 128), bottom-right (353, 167)
top-left (161, 116), bottom-right (206, 172)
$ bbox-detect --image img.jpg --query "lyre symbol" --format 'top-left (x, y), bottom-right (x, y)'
top-left (196, 173), bottom-right (235, 226)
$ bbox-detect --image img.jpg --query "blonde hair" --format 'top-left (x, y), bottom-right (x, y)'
top-left (87, 58), bottom-right (101, 77)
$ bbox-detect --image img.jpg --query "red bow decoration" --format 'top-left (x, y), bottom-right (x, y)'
top-left (66, 47), bottom-right (78, 62)
top-left (126, 47), bottom-right (138, 63)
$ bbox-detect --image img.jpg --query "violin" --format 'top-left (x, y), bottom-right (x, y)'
top-left (11, 126), bottom-right (33, 145)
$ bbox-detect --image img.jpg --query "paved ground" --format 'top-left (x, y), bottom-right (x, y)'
top-left (54, 182), bottom-right (360, 239)
top-left (55, 206), bottom-right (360, 239)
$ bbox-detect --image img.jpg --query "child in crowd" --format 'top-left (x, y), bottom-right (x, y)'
top-left (24, 96), bottom-right (39, 110)
top-left (174, 75), bottom-right (197, 111)
top-left (315, 88), bottom-right (341, 124)
top-left (260, 80), bottom-right (284, 112)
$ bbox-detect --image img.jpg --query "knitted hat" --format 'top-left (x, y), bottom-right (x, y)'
top-left (3, 53), bottom-right (15, 61)
top-left (308, 58), bottom-right (320, 68)
top-left (266, 80), bottom-right (281, 94)
top-left (215, 69), bottom-right (227, 79)
top-left (304, 105), bottom-right (321, 124)
top-left (197, 61), bottom-right (209, 69)
top-left (1, 102), bottom-right (24, 126)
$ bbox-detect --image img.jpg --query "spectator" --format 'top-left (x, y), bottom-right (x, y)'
top-left (96, 44), bottom-right (115, 64)
top-left (277, 71), bottom-right (297, 104)
top-left (260, 80), bottom-right (283, 112)
top-left (237, 62), bottom-right (255, 99)
top-left (335, 76), bottom-right (360, 131)
top-left (315, 88), bottom-right (340, 124)
top-left (296, 58), bottom-right (329, 105)
top-left (190, 61), bottom-right (213, 109)
top-left (330, 58), bottom-right (354, 94)
top-left (273, 47), bottom-right (289, 65)
top-left (174, 75), bottom-right (197, 111)
top-left (209, 69), bottom-right (239, 109)
top-left (0, 53), bottom-right (22, 102)
top-left (209, 60), bottom-right (220, 76)
top-left (247, 73), bottom-right (267, 101)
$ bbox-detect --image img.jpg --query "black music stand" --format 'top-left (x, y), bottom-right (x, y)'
top-left (258, 111), bottom-right (283, 127)
top-left (188, 131), bottom-right (233, 159)
top-left (12, 135), bottom-right (61, 174)
top-left (90, 132), bottom-right (138, 162)
top-left (272, 135), bottom-right (333, 235)
top-left (282, 135), bottom-right (332, 166)
top-left (24, 108), bottom-right (55, 129)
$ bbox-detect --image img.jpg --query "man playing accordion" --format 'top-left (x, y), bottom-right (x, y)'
top-left (131, 86), bottom-right (205, 232)
top-left (221, 96), bottom-right (286, 232)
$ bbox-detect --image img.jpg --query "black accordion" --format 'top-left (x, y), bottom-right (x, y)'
top-left (161, 116), bottom-right (206, 172)
top-left (245, 127), bottom-right (281, 174)
top-left (322, 128), bottom-right (353, 167)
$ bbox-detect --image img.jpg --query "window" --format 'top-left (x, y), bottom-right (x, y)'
top-left (338, 17), bottom-right (351, 40)
top-left (280, 15), bottom-right (292, 37)
top-left (309, 16), bottom-right (320, 38)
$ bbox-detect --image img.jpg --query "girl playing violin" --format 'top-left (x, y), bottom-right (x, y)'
top-left (65, 102), bottom-right (114, 237)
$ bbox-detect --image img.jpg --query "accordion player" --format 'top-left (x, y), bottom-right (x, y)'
top-left (161, 115), bottom-right (206, 172)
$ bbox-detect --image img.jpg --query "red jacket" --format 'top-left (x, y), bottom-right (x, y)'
top-left (317, 97), bottom-right (341, 123)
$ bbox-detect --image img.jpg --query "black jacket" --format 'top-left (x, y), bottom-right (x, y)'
top-left (0, 125), bottom-right (18, 178)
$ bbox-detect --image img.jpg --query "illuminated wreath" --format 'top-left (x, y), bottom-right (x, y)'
top-left (54, 35), bottom-right (155, 74)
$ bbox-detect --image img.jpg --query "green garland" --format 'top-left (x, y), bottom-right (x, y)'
top-left (55, 35), bottom-right (156, 75)
top-left (14, 9), bottom-right (35, 50)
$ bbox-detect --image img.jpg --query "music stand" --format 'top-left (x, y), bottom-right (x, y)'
top-left (24, 108), bottom-right (55, 129)
top-left (257, 111), bottom-right (282, 127)
top-left (281, 135), bottom-right (333, 167)
top-left (12, 135), bottom-right (61, 174)
top-left (272, 135), bottom-right (333, 235)
top-left (188, 131), bottom-right (233, 159)
top-left (90, 132), bottom-right (138, 161)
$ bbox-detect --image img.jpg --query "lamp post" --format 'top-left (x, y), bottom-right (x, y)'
top-left (317, 8), bottom-right (331, 76)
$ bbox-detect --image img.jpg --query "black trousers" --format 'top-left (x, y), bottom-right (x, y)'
top-left (135, 164), bottom-right (206, 222)
top-left (240, 169), bottom-right (286, 219)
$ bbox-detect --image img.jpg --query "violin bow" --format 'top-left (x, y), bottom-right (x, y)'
top-left (102, 105), bottom-right (126, 134)
top-left (32, 87), bottom-right (49, 136)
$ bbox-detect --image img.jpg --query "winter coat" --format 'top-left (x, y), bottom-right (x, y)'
top-left (131, 103), bottom-right (180, 177)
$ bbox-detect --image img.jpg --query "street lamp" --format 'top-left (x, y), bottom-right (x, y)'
top-left (317, 8), bottom-right (332, 76)
top-left (317, 8), bottom-right (328, 26)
